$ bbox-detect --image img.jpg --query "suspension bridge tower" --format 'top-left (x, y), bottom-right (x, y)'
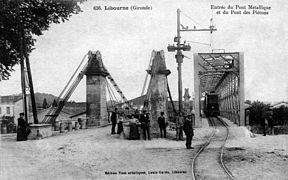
top-left (147, 50), bottom-right (171, 136)
top-left (85, 51), bottom-right (109, 126)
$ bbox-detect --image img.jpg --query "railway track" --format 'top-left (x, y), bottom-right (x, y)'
top-left (192, 117), bottom-right (234, 180)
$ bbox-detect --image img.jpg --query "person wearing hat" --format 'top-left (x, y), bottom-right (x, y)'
top-left (111, 108), bottom-right (118, 134)
top-left (158, 112), bottom-right (166, 138)
top-left (140, 111), bottom-right (151, 140)
top-left (265, 107), bottom-right (274, 135)
top-left (261, 107), bottom-right (273, 136)
top-left (183, 114), bottom-right (194, 149)
top-left (176, 112), bottom-right (184, 141)
top-left (17, 113), bottom-right (30, 141)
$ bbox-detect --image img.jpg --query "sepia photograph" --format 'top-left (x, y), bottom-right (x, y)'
top-left (0, 0), bottom-right (287, 179)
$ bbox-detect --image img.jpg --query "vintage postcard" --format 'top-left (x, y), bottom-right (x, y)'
top-left (0, 0), bottom-right (287, 179)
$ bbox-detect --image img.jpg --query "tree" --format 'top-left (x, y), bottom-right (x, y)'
top-left (52, 99), bottom-right (57, 107)
top-left (249, 100), bottom-right (270, 125)
top-left (42, 98), bottom-right (48, 109)
top-left (0, 0), bottom-right (84, 80)
top-left (273, 105), bottom-right (288, 126)
top-left (245, 100), bottom-right (252, 105)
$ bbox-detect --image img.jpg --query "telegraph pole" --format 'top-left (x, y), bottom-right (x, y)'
top-left (24, 46), bottom-right (39, 124)
top-left (20, 43), bottom-right (28, 122)
top-left (167, 8), bottom-right (217, 114)
top-left (18, 1), bottom-right (38, 124)
top-left (168, 9), bottom-right (191, 114)
top-left (18, 1), bottom-right (28, 123)
top-left (176, 9), bottom-right (184, 114)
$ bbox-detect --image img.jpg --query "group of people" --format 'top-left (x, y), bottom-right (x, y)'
top-left (174, 112), bottom-right (194, 149)
top-left (110, 108), bottom-right (151, 140)
top-left (110, 108), bottom-right (194, 149)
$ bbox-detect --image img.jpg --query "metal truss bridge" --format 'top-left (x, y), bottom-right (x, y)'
top-left (194, 52), bottom-right (245, 127)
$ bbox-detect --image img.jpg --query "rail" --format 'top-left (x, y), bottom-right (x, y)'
top-left (191, 117), bottom-right (234, 180)
top-left (218, 117), bottom-right (234, 179)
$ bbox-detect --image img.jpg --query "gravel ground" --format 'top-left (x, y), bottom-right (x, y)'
top-left (220, 117), bottom-right (288, 180)
top-left (1, 121), bottom-right (287, 180)
top-left (0, 126), bottom-right (212, 180)
top-left (224, 131), bottom-right (288, 180)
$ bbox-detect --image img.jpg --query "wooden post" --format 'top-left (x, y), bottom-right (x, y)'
top-left (24, 54), bottom-right (39, 124)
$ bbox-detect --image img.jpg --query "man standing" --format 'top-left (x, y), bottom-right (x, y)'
top-left (266, 108), bottom-right (274, 135)
top-left (176, 112), bottom-right (184, 141)
top-left (183, 115), bottom-right (194, 149)
top-left (261, 110), bottom-right (268, 136)
top-left (140, 111), bottom-right (151, 140)
top-left (17, 113), bottom-right (29, 141)
top-left (158, 112), bottom-right (166, 138)
top-left (111, 108), bottom-right (118, 134)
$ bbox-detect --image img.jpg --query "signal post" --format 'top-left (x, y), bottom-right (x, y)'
top-left (167, 8), bottom-right (216, 118)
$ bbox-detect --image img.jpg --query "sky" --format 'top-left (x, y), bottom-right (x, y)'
top-left (1, 0), bottom-right (287, 103)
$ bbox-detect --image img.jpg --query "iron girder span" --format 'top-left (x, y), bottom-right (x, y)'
top-left (194, 52), bottom-right (245, 127)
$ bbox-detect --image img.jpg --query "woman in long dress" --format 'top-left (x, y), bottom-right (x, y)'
top-left (129, 115), bottom-right (140, 140)
top-left (117, 112), bottom-right (124, 134)
top-left (17, 113), bottom-right (29, 141)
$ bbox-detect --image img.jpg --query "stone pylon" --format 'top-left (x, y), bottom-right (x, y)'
top-left (147, 50), bottom-right (171, 137)
top-left (85, 51), bottom-right (109, 126)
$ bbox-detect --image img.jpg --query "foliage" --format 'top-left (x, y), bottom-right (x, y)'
top-left (52, 99), bottom-right (57, 107)
top-left (249, 101), bottom-right (288, 126)
top-left (249, 101), bottom-right (270, 125)
top-left (0, 0), bottom-right (84, 80)
top-left (0, 115), bottom-right (15, 125)
top-left (273, 105), bottom-right (288, 126)
top-left (42, 98), bottom-right (48, 108)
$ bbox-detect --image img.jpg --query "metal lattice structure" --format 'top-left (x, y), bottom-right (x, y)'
top-left (194, 52), bottom-right (245, 127)
top-left (42, 51), bottom-right (132, 125)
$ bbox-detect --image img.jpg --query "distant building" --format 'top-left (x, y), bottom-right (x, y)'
top-left (245, 103), bottom-right (252, 109)
top-left (0, 95), bottom-right (30, 125)
top-left (272, 101), bottom-right (288, 109)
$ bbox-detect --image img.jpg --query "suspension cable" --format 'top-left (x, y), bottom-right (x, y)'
top-left (105, 78), bottom-right (116, 109)
top-left (106, 78), bottom-right (119, 104)
top-left (43, 53), bottom-right (88, 122)
top-left (58, 53), bottom-right (88, 99)
top-left (186, 40), bottom-right (211, 46)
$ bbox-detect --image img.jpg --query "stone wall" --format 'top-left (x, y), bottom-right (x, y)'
top-left (27, 124), bottom-right (52, 140)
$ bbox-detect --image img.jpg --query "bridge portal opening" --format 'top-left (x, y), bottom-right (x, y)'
top-left (194, 52), bottom-right (245, 127)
